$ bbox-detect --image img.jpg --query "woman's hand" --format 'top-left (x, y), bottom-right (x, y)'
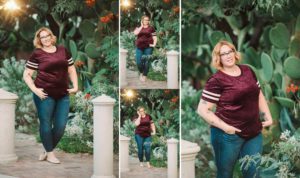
top-left (67, 88), bottom-right (78, 94)
top-left (34, 88), bottom-right (48, 100)
top-left (137, 111), bottom-right (141, 117)
top-left (223, 125), bottom-right (241, 134)
top-left (140, 20), bottom-right (143, 28)
top-left (149, 44), bottom-right (155, 47)
top-left (262, 120), bottom-right (273, 127)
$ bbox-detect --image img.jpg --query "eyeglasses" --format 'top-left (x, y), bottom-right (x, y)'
top-left (220, 50), bottom-right (234, 57)
top-left (39, 34), bottom-right (51, 40)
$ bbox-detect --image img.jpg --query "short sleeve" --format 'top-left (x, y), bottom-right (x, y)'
top-left (201, 77), bottom-right (222, 104)
top-left (26, 51), bottom-right (39, 70)
top-left (151, 27), bottom-right (156, 36)
top-left (248, 66), bottom-right (261, 89)
top-left (65, 47), bottom-right (74, 66)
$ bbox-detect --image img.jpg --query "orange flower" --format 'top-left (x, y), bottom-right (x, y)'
top-left (100, 16), bottom-right (111, 23)
top-left (84, 93), bottom-right (91, 100)
top-left (171, 96), bottom-right (179, 103)
top-left (163, 0), bottom-right (171, 3)
top-left (85, 0), bottom-right (95, 7)
top-left (75, 60), bottom-right (84, 67)
top-left (172, 6), bottom-right (179, 13)
top-left (286, 83), bottom-right (299, 93)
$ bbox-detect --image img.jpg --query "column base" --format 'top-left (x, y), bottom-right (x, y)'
top-left (91, 175), bottom-right (115, 178)
top-left (121, 168), bottom-right (130, 172)
top-left (0, 154), bottom-right (18, 164)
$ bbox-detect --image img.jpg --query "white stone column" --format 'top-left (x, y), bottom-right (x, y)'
top-left (120, 48), bottom-right (128, 87)
top-left (166, 50), bottom-right (179, 89)
top-left (181, 140), bottom-right (201, 178)
top-left (91, 95), bottom-right (116, 178)
top-left (167, 138), bottom-right (179, 178)
top-left (120, 135), bottom-right (131, 172)
top-left (0, 89), bottom-right (18, 164)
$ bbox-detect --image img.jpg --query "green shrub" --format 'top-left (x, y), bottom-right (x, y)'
top-left (0, 58), bottom-right (37, 133)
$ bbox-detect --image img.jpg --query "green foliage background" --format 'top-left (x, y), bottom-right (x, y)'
top-left (182, 0), bottom-right (300, 177)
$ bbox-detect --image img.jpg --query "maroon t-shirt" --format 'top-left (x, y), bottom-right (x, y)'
top-left (26, 46), bottom-right (74, 99)
top-left (135, 114), bottom-right (153, 137)
top-left (201, 65), bottom-right (262, 139)
top-left (135, 26), bottom-right (156, 49)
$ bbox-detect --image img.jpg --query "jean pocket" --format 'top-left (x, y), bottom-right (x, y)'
top-left (223, 132), bottom-right (240, 141)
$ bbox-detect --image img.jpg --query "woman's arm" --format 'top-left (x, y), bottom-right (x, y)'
top-left (133, 27), bottom-right (142, 35)
top-left (258, 90), bottom-right (273, 127)
top-left (23, 68), bottom-right (48, 99)
top-left (197, 99), bottom-right (241, 134)
top-left (150, 36), bottom-right (157, 47)
top-left (151, 122), bottom-right (156, 135)
top-left (67, 65), bottom-right (78, 94)
top-left (134, 116), bottom-right (141, 126)
top-left (134, 21), bottom-right (143, 35)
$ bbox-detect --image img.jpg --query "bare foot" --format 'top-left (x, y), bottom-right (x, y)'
top-left (140, 162), bottom-right (144, 167)
top-left (143, 76), bottom-right (147, 82)
top-left (46, 152), bottom-right (60, 164)
top-left (146, 162), bottom-right (152, 168)
top-left (139, 74), bottom-right (144, 82)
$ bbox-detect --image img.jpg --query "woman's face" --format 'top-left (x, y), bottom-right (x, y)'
top-left (139, 108), bottom-right (146, 116)
top-left (39, 30), bottom-right (53, 47)
top-left (142, 17), bottom-right (150, 26)
top-left (219, 45), bottom-right (236, 68)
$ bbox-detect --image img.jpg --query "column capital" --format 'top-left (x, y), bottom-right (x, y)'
top-left (92, 94), bottom-right (116, 106)
top-left (120, 135), bottom-right (131, 141)
top-left (167, 138), bottom-right (179, 144)
top-left (166, 50), bottom-right (179, 56)
top-left (0, 89), bottom-right (18, 104)
top-left (120, 48), bottom-right (128, 53)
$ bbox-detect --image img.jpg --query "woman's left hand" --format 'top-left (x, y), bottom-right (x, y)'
top-left (149, 44), bottom-right (155, 47)
top-left (67, 88), bottom-right (78, 94)
top-left (262, 120), bottom-right (273, 127)
top-left (151, 132), bottom-right (156, 136)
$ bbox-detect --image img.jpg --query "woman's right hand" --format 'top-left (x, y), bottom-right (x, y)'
top-left (34, 88), bottom-right (48, 100)
top-left (223, 125), bottom-right (241, 134)
top-left (140, 21), bottom-right (143, 28)
top-left (137, 111), bottom-right (141, 117)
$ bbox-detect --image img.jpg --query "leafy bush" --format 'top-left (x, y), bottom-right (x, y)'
top-left (0, 58), bottom-right (37, 133)
top-left (181, 81), bottom-right (216, 177)
top-left (240, 130), bottom-right (300, 177)
top-left (60, 68), bottom-right (119, 154)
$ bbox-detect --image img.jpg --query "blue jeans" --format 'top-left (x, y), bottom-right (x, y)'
top-left (135, 134), bottom-right (152, 162)
top-left (136, 47), bottom-right (153, 76)
top-left (33, 94), bottom-right (70, 152)
top-left (211, 127), bottom-right (262, 178)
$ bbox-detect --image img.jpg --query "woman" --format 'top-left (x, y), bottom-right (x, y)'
top-left (133, 15), bottom-right (157, 82)
top-left (23, 27), bottom-right (78, 164)
top-left (133, 106), bottom-right (156, 168)
top-left (197, 41), bottom-right (273, 178)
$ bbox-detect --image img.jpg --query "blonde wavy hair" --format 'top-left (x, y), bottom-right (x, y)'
top-left (137, 106), bottom-right (146, 113)
top-left (141, 15), bottom-right (151, 25)
top-left (33, 27), bottom-right (57, 48)
top-left (212, 40), bottom-right (241, 70)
